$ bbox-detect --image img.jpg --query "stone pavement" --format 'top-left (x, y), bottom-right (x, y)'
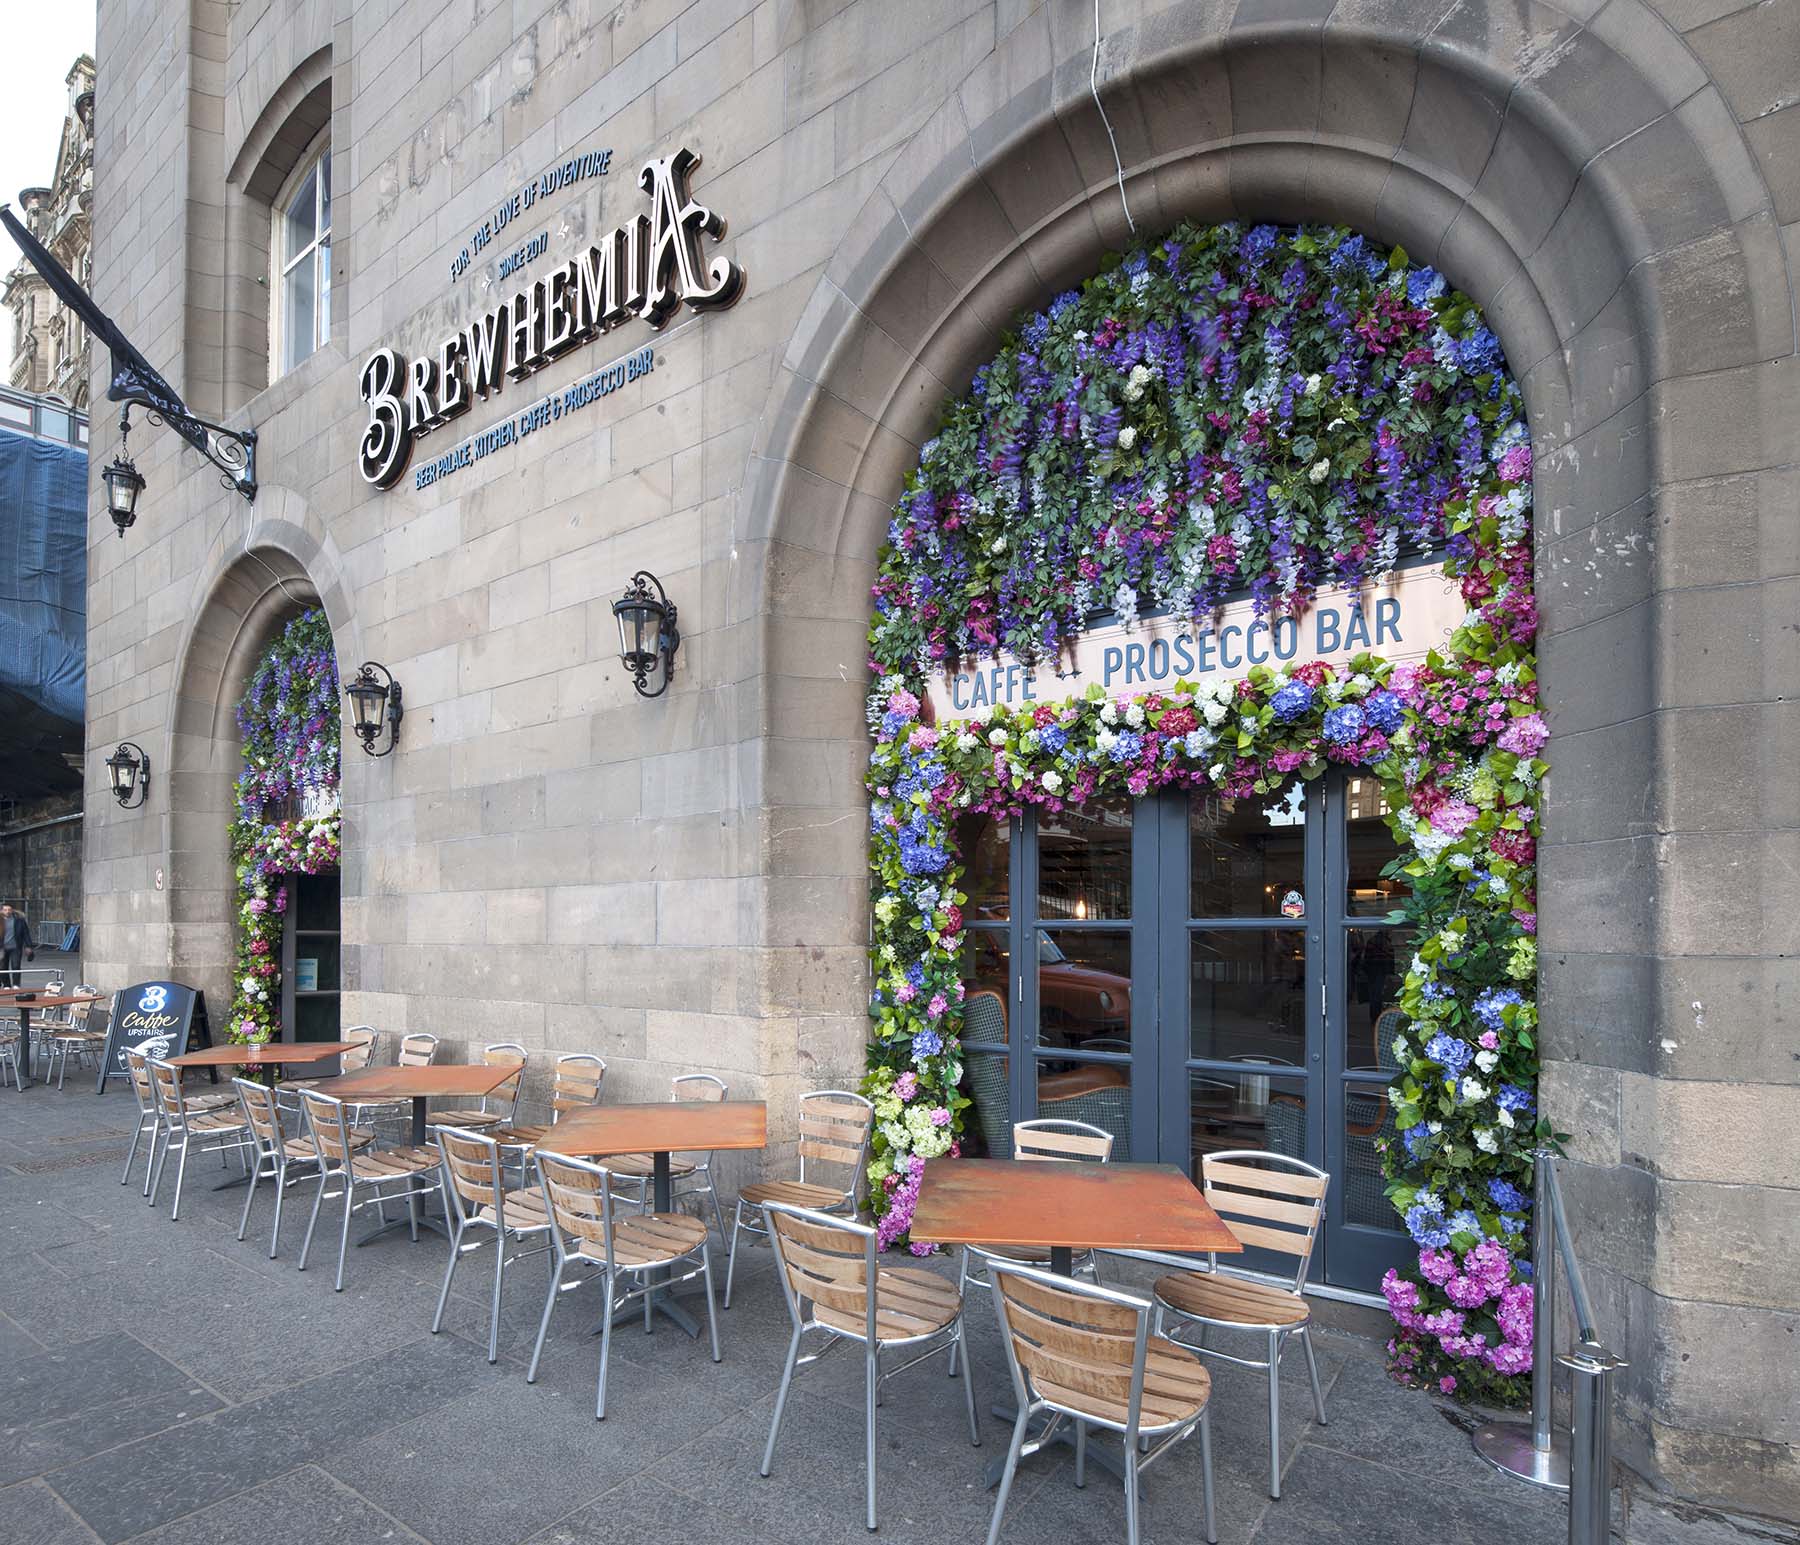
top-left (0, 1082), bottom-right (1740, 1545)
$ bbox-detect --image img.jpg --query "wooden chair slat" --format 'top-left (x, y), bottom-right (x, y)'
top-left (1015, 1129), bottom-right (1113, 1161)
top-left (999, 1269), bottom-right (1139, 1333)
top-left (1204, 1158), bottom-right (1327, 1199)
top-left (1204, 1187), bottom-right (1320, 1230)
top-left (1221, 1219), bottom-right (1315, 1258)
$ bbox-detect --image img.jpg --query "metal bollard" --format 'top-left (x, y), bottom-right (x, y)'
top-left (1561, 1339), bottom-right (1624, 1545)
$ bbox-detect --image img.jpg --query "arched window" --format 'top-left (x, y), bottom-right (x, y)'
top-left (273, 134), bottom-right (330, 375)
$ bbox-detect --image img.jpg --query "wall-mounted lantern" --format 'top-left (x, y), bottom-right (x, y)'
top-left (105, 741), bottom-right (150, 807)
top-left (101, 417), bottom-right (146, 538)
top-left (612, 570), bottom-right (680, 698)
top-left (345, 662), bottom-right (403, 757)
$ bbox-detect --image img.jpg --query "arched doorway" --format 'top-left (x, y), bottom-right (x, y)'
top-left (226, 607), bottom-right (342, 1045)
top-left (861, 219), bottom-right (1540, 1320)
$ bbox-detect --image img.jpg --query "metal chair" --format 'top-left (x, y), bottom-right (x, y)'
top-left (295, 1089), bottom-right (442, 1292)
top-left (491, 1053), bottom-right (605, 1182)
top-left (600, 1073), bottom-right (730, 1236)
top-left (1150, 1150), bottom-right (1330, 1499)
top-left (120, 1048), bottom-right (162, 1190)
top-left (432, 1043), bottom-right (528, 1130)
top-left (0, 1028), bottom-right (19, 1092)
top-left (957, 1118), bottom-right (1114, 1313)
top-left (43, 989), bottom-right (107, 1088)
top-left (430, 1125), bottom-right (554, 1363)
top-left (726, 1089), bottom-right (874, 1308)
top-left (233, 1075), bottom-right (369, 1258)
top-left (529, 1148), bottom-right (721, 1416)
top-left (760, 1201), bottom-right (978, 1532)
top-left (986, 1261), bottom-right (1218, 1545)
top-left (145, 1057), bottom-right (252, 1221)
top-left (279, 1024), bottom-right (378, 1100)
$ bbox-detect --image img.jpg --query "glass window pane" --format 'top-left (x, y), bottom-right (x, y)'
top-left (956, 813), bottom-right (1010, 922)
top-left (317, 150), bottom-right (331, 234)
top-left (1346, 776), bottom-right (1408, 916)
top-left (1038, 1061), bottom-right (1132, 1161)
top-left (318, 245), bottom-right (331, 346)
top-left (0, 399), bottom-right (31, 428)
top-left (1190, 781), bottom-right (1307, 918)
top-left (962, 1052), bottom-right (1011, 1158)
top-left (1345, 929), bottom-right (1411, 1072)
top-left (959, 942), bottom-right (1010, 1043)
top-left (37, 406), bottom-right (69, 441)
top-left (1190, 1071), bottom-right (1307, 1177)
top-left (283, 165), bottom-right (318, 264)
top-left (1036, 928), bottom-right (1132, 1050)
top-left (1037, 797), bottom-right (1131, 920)
top-left (1189, 929), bottom-right (1306, 1063)
top-left (283, 254), bottom-right (318, 371)
top-left (1343, 1080), bottom-right (1402, 1230)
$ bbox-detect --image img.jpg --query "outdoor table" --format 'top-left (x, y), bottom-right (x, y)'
top-left (5, 992), bottom-right (104, 1091)
top-left (304, 1063), bottom-right (524, 1244)
top-left (170, 1040), bottom-right (359, 1071)
top-left (545, 1100), bottom-right (767, 1337)
top-left (910, 1157), bottom-right (1242, 1487)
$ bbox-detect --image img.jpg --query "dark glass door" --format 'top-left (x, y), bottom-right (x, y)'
top-left (281, 871), bottom-right (341, 1042)
top-left (954, 771), bottom-right (1411, 1291)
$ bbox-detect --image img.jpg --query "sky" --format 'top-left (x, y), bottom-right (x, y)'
top-left (0, 10), bottom-right (98, 363)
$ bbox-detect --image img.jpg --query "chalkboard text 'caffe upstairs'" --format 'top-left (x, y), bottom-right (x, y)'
top-left (358, 146), bottom-right (744, 490)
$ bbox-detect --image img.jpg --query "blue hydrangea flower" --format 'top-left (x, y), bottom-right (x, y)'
top-left (1497, 1083), bottom-right (1536, 1114)
top-left (1038, 724), bottom-right (1068, 753)
top-left (1406, 266), bottom-right (1446, 305)
top-left (1405, 1194), bottom-right (1451, 1248)
top-left (1472, 988), bottom-right (1524, 1034)
top-left (1458, 327), bottom-right (1504, 373)
top-left (1488, 1177), bottom-right (1530, 1212)
top-left (1271, 680), bottom-right (1314, 721)
top-left (1364, 689), bottom-right (1404, 734)
top-left (1049, 289), bottom-right (1081, 320)
top-left (1500, 1213), bottom-right (1525, 1237)
top-left (1107, 731), bottom-right (1143, 764)
top-left (905, 960), bottom-right (926, 989)
top-left (1425, 1032), bottom-right (1474, 1077)
top-left (1402, 1124), bottom-right (1434, 1159)
top-left (911, 1029), bottom-right (943, 1061)
top-left (1447, 1209), bottom-right (1483, 1240)
top-left (1322, 704), bottom-right (1368, 744)
top-left (1122, 249), bottom-right (1150, 277)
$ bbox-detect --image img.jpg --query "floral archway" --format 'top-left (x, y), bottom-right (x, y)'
top-left (226, 609), bottom-right (342, 1044)
top-left (862, 222), bottom-right (1547, 1402)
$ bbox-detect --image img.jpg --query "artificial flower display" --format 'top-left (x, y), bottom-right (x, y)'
top-left (864, 221), bottom-right (1548, 1402)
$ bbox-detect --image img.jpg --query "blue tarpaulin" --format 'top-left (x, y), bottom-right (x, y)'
top-left (0, 432), bottom-right (86, 798)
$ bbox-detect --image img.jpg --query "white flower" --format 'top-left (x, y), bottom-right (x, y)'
top-left (242, 977), bottom-right (258, 994)
top-left (955, 733), bottom-right (979, 752)
top-left (1096, 728), bottom-right (1119, 753)
top-left (1207, 763), bottom-right (1225, 781)
top-left (1427, 1121), bottom-right (1442, 1135)
top-left (987, 728), bottom-right (1008, 746)
top-left (1475, 1050), bottom-right (1499, 1074)
top-left (1496, 1108), bottom-right (1516, 1129)
top-left (1326, 416), bottom-right (1345, 432)
top-left (1309, 458), bottom-right (1331, 484)
top-left (1124, 702), bottom-right (1146, 729)
top-left (1475, 1128), bottom-right (1500, 1154)
top-left (990, 537), bottom-right (1007, 555)
top-left (1305, 373), bottom-right (1321, 395)
top-left (1041, 770), bottom-right (1064, 793)
top-left (1447, 852), bottom-right (1474, 872)
top-left (1117, 425), bottom-right (1137, 451)
top-left (1100, 701), bottom-right (1119, 725)
top-left (1393, 1037), bottom-right (1410, 1063)
top-left (1124, 363), bottom-right (1153, 402)
top-left (1201, 698), bottom-right (1228, 727)
top-left (1461, 1078), bottom-right (1488, 1103)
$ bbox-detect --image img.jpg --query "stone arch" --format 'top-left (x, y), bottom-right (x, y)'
top-left (165, 489), bottom-right (355, 1014)
top-left (741, 0), bottom-right (1791, 1502)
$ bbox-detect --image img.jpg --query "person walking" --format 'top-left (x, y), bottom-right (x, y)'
top-left (1, 904), bottom-right (35, 988)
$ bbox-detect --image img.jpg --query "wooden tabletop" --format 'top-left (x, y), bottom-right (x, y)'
top-left (7, 992), bottom-right (105, 1009)
top-left (909, 1158), bottom-right (1244, 1255)
top-left (172, 1041), bottom-right (357, 1068)
top-left (304, 1063), bottom-right (521, 1100)
top-left (545, 1101), bottom-right (768, 1158)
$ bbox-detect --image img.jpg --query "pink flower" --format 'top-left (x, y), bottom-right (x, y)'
top-left (894, 983), bottom-right (917, 1004)
top-left (929, 1106), bottom-right (952, 1127)
top-left (1497, 712), bottom-right (1549, 757)
top-left (927, 993), bottom-right (948, 1018)
top-left (1478, 1030), bottom-right (1499, 1050)
top-left (1418, 1249), bottom-right (1457, 1287)
top-left (1433, 800), bottom-right (1479, 837)
top-left (894, 1071), bottom-right (918, 1102)
top-left (1438, 1375), bottom-right (1458, 1395)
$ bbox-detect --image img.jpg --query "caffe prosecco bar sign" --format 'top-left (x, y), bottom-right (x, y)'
top-left (359, 145), bottom-right (744, 491)
top-left (925, 565), bottom-right (1467, 721)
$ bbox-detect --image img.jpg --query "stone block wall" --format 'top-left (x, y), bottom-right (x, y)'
top-left (85, 0), bottom-right (1797, 1512)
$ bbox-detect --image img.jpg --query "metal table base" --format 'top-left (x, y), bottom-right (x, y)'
top-left (602, 1149), bottom-right (705, 1338)
top-left (355, 1094), bottom-right (452, 1246)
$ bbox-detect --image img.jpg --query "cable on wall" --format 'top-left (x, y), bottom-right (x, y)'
top-left (1092, 0), bottom-right (1138, 235)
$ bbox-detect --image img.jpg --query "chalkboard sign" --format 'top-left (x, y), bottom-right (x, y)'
top-left (95, 981), bottom-right (214, 1093)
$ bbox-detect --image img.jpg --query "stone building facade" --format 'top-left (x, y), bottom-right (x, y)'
top-left (85, 0), bottom-right (1797, 1514)
top-left (5, 55), bottom-right (97, 406)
